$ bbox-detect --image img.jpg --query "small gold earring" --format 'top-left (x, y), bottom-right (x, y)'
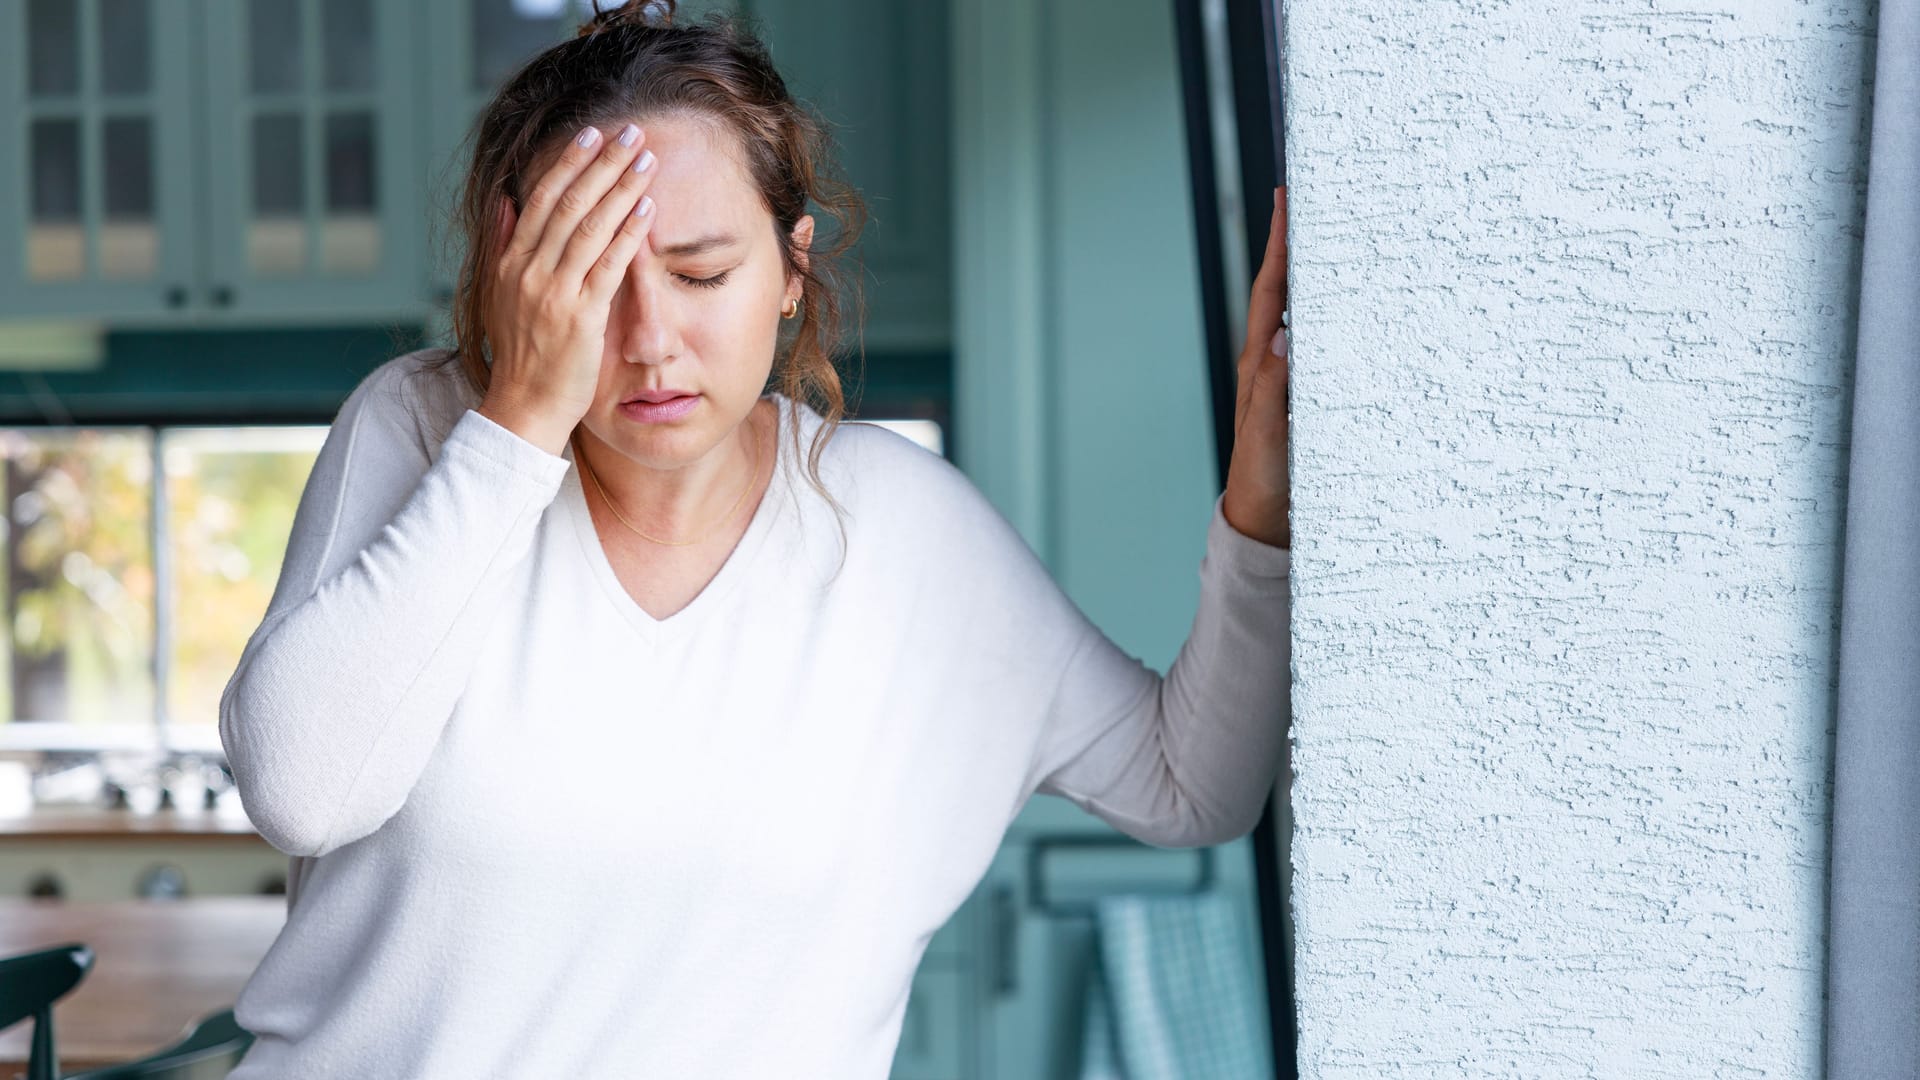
top-left (782, 297), bottom-right (802, 320)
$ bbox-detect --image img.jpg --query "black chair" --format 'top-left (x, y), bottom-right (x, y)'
top-left (59, 1008), bottom-right (254, 1079)
top-left (0, 942), bottom-right (94, 1080)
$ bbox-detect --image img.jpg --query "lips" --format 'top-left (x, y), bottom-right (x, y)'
top-left (623, 390), bottom-right (695, 404)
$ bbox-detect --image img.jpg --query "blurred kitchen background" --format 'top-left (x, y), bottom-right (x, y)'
top-left (0, 0), bottom-right (1288, 1076)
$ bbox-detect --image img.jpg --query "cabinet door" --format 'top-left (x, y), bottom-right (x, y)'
top-left (416, 0), bottom-right (593, 344)
top-left (0, 0), bottom-right (200, 320)
top-left (749, 0), bottom-right (951, 350)
top-left (199, 0), bottom-right (423, 323)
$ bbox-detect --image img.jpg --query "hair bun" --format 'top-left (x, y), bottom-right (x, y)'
top-left (576, 0), bottom-right (675, 38)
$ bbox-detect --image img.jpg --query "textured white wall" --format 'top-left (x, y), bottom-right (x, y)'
top-left (1283, 1), bottom-right (1875, 1075)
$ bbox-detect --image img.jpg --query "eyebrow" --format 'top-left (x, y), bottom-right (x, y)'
top-left (654, 232), bottom-right (744, 258)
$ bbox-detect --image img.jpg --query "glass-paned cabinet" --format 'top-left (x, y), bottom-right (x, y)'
top-left (0, 0), bottom-right (423, 325)
top-left (2, 0), bottom-right (949, 345)
top-left (201, 0), bottom-right (420, 319)
top-left (0, 0), bottom-right (198, 319)
top-left (417, 0), bottom-right (607, 328)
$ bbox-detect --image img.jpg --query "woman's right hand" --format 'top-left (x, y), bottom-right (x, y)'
top-left (478, 121), bottom-right (660, 456)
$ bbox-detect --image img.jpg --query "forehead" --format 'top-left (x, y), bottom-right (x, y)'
top-left (528, 113), bottom-right (764, 243)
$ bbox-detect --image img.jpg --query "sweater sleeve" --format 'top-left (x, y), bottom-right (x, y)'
top-left (1023, 491), bottom-right (1292, 849)
top-left (217, 359), bottom-right (573, 858)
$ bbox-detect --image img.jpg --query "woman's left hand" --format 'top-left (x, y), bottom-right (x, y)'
top-left (1221, 185), bottom-right (1291, 550)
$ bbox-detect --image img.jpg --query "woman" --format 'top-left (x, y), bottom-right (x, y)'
top-left (216, 1), bottom-right (1292, 1075)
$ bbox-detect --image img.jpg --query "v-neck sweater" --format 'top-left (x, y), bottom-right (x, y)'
top-left (217, 346), bottom-right (1292, 1079)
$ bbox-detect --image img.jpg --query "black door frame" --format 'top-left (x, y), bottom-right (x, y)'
top-left (1171, 0), bottom-right (1294, 1076)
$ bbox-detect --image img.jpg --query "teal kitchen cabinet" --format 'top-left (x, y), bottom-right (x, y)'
top-left (743, 0), bottom-right (951, 351)
top-left (0, 0), bottom-right (427, 326)
top-left (0, 0), bottom-right (199, 322)
top-left (416, 0), bottom-right (568, 328)
top-left (415, 0), bottom-right (949, 353)
top-left (196, 0), bottom-right (425, 323)
top-left (0, 0), bottom-right (949, 340)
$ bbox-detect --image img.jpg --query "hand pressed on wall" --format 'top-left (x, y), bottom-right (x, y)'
top-left (1221, 185), bottom-right (1291, 550)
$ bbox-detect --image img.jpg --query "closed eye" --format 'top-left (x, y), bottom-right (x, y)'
top-left (676, 270), bottom-right (732, 289)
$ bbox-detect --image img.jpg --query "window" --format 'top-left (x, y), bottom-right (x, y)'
top-left (862, 419), bottom-right (942, 457)
top-left (0, 422), bottom-right (327, 755)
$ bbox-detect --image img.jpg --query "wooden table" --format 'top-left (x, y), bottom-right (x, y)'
top-left (0, 897), bottom-right (285, 1075)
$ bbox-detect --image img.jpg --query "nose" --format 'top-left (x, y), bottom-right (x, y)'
top-left (609, 266), bottom-right (680, 364)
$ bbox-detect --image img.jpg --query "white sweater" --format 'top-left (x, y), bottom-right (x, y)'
top-left (218, 346), bottom-right (1291, 1078)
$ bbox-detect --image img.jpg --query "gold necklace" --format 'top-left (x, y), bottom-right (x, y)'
top-left (573, 407), bottom-right (764, 547)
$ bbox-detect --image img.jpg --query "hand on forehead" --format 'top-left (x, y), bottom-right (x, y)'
top-left (528, 113), bottom-right (752, 223)
top-left (497, 112), bottom-right (770, 270)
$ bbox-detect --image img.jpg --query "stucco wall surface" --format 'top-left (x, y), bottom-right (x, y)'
top-left (1282, 1), bottom-right (1876, 1076)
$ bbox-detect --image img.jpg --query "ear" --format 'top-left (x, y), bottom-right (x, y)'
top-left (494, 195), bottom-right (518, 261)
top-left (788, 213), bottom-right (815, 282)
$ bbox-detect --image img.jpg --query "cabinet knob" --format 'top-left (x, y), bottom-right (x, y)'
top-left (137, 863), bottom-right (187, 900)
top-left (210, 285), bottom-right (234, 307)
top-left (165, 285), bottom-right (188, 308)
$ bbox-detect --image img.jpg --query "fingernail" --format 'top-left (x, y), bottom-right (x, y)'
top-left (1271, 327), bottom-right (1287, 356)
top-left (617, 123), bottom-right (639, 147)
top-left (635, 194), bottom-right (654, 217)
top-left (633, 149), bottom-right (656, 173)
top-left (577, 126), bottom-right (600, 147)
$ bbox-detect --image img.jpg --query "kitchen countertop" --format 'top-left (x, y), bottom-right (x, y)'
top-left (0, 805), bottom-right (267, 842)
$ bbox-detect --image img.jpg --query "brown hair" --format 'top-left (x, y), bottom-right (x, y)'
top-left (425, 0), bottom-right (868, 568)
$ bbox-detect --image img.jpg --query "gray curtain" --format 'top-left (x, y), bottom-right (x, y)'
top-left (1826, 0), bottom-right (1920, 1075)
